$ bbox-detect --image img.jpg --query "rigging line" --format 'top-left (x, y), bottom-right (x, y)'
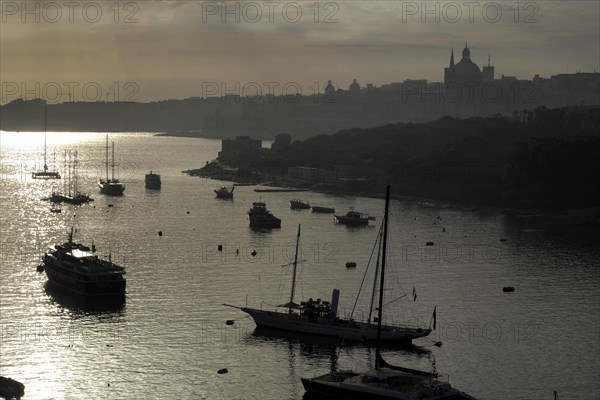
top-left (388, 213), bottom-right (424, 324)
top-left (349, 221), bottom-right (384, 318)
top-left (337, 221), bottom-right (384, 361)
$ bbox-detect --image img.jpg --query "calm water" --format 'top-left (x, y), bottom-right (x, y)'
top-left (0, 132), bottom-right (598, 400)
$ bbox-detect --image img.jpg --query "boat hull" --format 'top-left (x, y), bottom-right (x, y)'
top-left (335, 216), bottom-right (369, 225)
top-left (242, 308), bottom-right (429, 342)
top-left (312, 206), bottom-right (335, 213)
top-left (145, 176), bottom-right (161, 190)
top-left (98, 180), bottom-right (125, 195)
top-left (43, 259), bottom-right (126, 299)
top-left (215, 191), bottom-right (233, 199)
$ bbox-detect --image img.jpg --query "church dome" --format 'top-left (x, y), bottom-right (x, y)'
top-left (454, 58), bottom-right (481, 76)
top-left (324, 80), bottom-right (335, 95)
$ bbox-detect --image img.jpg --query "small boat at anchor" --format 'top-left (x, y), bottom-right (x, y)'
top-left (32, 103), bottom-right (61, 180)
top-left (41, 227), bottom-right (126, 299)
top-left (0, 376), bottom-right (25, 399)
top-left (145, 171), bottom-right (161, 190)
top-left (311, 205), bottom-right (335, 213)
top-left (301, 186), bottom-right (478, 400)
top-left (335, 208), bottom-right (372, 226)
top-left (248, 201), bottom-right (281, 229)
top-left (290, 199), bottom-right (311, 209)
top-left (98, 135), bottom-right (125, 196)
top-left (215, 186), bottom-right (234, 199)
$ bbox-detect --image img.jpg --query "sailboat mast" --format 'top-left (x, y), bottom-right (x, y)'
top-left (368, 227), bottom-right (383, 324)
top-left (74, 151), bottom-right (78, 193)
top-left (105, 135), bottom-right (109, 181)
top-left (375, 185), bottom-right (391, 369)
top-left (289, 224), bottom-right (301, 314)
top-left (111, 141), bottom-right (115, 180)
top-left (43, 103), bottom-right (48, 171)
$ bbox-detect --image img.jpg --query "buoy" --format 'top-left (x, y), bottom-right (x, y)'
top-left (226, 320), bottom-right (234, 325)
top-left (236, 249), bottom-right (239, 254)
top-left (187, 211), bottom-right (190, 214)
top-left (442, 228), bottom-right (446, 232)
top-left (158, 231), bottom-right (163, 236)
top-left (218, 244), bottom-right (223, 252)
top-left (217, 368), bottom-right (228, 374)
top-left (426, 241), bottom-right (434, 246)
top-left (251, 250), bottom-right (257, 257)
top-left (37, 265), bottom-right (44, 272)
top-left (107, 383), bottom-right (110, 387)
top-left (345, 261), bottom-right (357, 269)
top-left (434, 341), bottom-right (442, 347)
top-left (503, 286), bottom-right (515, 292)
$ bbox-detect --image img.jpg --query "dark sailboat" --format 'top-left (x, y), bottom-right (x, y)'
top-left (301, 186), bottom-right (478, 400)
top-left (32, 103), bottom-right (60, 180)
top-left (98, 135), bottom-right (125, 195)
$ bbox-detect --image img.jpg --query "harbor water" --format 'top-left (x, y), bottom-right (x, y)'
top-left (0, 132), bottom-right (598, 399)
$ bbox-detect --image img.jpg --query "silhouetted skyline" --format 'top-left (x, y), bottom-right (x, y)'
top-left (1, 1), bottom-right (599, 102)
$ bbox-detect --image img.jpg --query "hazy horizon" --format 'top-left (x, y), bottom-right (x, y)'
top-left (1, 1), bottom-right (599, 103)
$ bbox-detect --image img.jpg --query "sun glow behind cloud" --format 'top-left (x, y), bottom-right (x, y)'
top-left (0, 1), bottom-right (598, 102)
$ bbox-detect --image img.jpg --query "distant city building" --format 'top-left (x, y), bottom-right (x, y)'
top-left (324, 80), bottom-right (335, 95)
top-left (349, 79), bottom-right (360, 94)
top-left (444, 43), bottom-right (485, 84)
top-left (218, 135), bottom-right (262, 164)
top-left (271, 133), bottom-right (292, 151)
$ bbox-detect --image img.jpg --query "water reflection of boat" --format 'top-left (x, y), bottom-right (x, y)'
top-left (215, 186), bottom-right (234, 199)
top-left (145, 171), bottom-right (161, 190)
top-left (301, 186), bottom-right (477, 400)
top-left (248, 201), bottom-right (281, 229)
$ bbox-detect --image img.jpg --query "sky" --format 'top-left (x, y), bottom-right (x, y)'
top-left (0, 0), bottom-right (599, 103)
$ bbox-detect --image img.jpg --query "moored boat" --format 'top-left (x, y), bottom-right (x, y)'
top-left (98, 135), bottom-right (125, 195)
top-left (290, 199), bottom-right (311, 209)
top-left (301, 186), bottom-right (477, 400)
top-left (46, 151), bottom-right (92, 205)
top-left (215, 186), bottom-right (234, 199)
top-left (225, 223), bottom-right (432, 343)
top-left (32, 103), bottom-right (61, 180)
top-left (311, 205), bottom-right (335, 213)
top-left (248, 201), bottom-right (281, 229)
top-left (334, 208), bottom-right (371, 225)
top-left (41, 228), bottom-right (126, 299)
top-left (145, 171), bottom-right (162, 190)
top-left (0, 376), bottom-right (25, 399)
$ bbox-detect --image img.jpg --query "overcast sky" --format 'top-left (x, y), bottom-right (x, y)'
top-left (1, 1), bottom-right (598, 103)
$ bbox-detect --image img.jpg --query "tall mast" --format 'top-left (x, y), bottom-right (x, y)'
top-left (289, 224), bottom-right (301, 314)
top-left (111, 141), bottom-right (115, 180)
top-left (375, 185), bottom-right (391, 369)
top-left (105, 135), bottom-right (109, 181)
top-left (43, 103), bottom-right (48, 171)
top-left (73, 151), bottom-right (78, 193)
top-left (368, 226), bottom-right (383, 324)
